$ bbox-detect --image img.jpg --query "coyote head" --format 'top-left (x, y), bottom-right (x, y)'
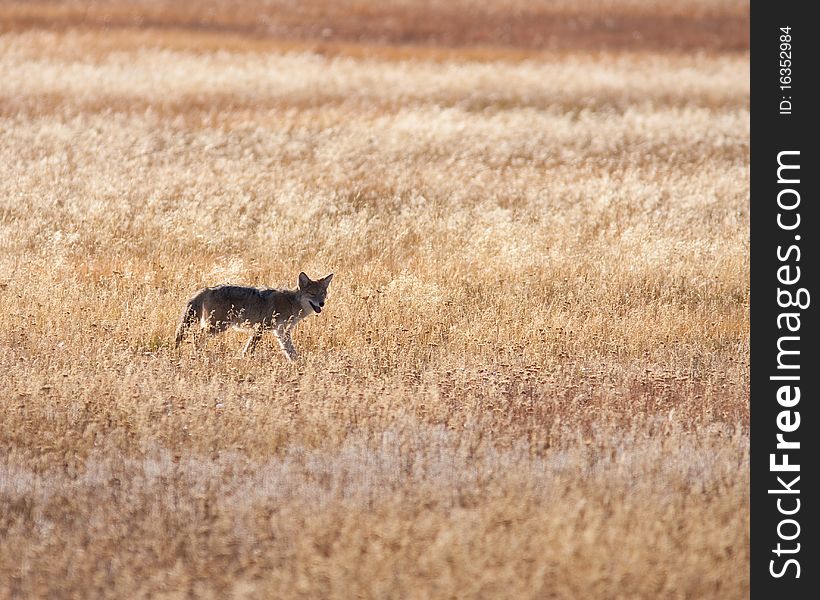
top-left (298, 272), bottom-right (333, 315)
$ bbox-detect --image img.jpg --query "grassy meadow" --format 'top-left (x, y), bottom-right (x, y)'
top-left (0, 2), bottom-right (749, 598)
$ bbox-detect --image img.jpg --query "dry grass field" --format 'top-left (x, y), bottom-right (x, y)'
top-left (0, 1), bottom-right (749, 598)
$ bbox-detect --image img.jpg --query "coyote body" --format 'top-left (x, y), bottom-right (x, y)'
top-left (175, 272), bottom-right (333, 361)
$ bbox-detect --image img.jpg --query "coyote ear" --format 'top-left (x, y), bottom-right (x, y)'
top-left (298, 272), bottom-right (310, 288)
top-left (321, 273), bottom-right (334, 288)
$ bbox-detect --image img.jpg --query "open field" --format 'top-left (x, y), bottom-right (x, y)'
top-left (0, 0), bottom-right (749, 52)
top-left (1, 2), bottom-right (749, 598)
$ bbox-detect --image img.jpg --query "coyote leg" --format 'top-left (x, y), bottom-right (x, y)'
top-left (242, 326), bottom-right (263, 355)
top-left (194, 319), bottom-right (218, 350)
top-left (274, 328), bottom-right (298, 362)
top-left (174, 300), bottom-right (199, 347)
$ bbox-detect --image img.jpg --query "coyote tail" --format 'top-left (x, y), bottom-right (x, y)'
top-left (175, 294), bottom-right (202, 347)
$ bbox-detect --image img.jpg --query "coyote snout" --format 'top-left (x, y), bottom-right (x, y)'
top-left (174, 272), bottom-right (333, 361)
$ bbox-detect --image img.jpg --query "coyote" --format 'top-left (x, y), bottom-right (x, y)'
top-left (174, 272), bottom-right (333, 361)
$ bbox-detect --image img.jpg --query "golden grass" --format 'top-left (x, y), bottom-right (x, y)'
top-left (0, 14), bottom-right (748, 600)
